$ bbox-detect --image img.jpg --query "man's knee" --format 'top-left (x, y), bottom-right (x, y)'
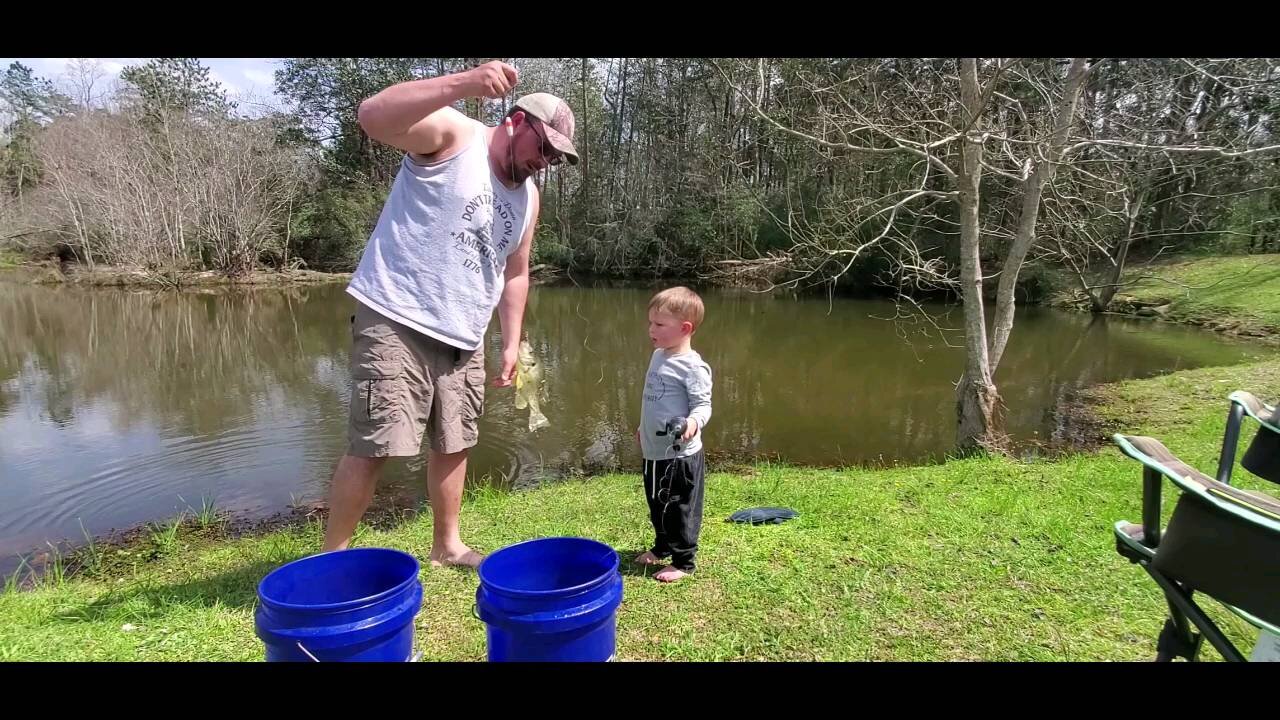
top-left (336, 453), bottom-right (389, 481)
top-left (427, 447), bottom-right (470, 469)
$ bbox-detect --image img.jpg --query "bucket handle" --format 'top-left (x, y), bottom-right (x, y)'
top-left (296, 640), bottom-right (423, 662)
top-left (296, 641), bottom-right (321, 662)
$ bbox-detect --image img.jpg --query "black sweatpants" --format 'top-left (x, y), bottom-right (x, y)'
top-left (642, 450), bottom-right (706, 572)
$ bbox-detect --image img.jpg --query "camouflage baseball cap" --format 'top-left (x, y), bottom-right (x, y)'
top-left (513, 93), bottom-right (579, 165)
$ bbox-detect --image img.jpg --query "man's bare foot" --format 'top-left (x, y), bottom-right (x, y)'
top-left (429, 546), bottom-right (484, 569)
top-left (634, 551), bottom-right (663, 566)
top-left (654, 565), bottom-right (689, 583)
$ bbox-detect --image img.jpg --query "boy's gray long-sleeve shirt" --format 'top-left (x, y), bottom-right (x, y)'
top-left (639, 348), bottom-right (713, 460)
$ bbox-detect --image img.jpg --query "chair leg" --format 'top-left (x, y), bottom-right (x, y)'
top-left (1148, 569), bottom-right (1248, 662)
top-left (1155, 613), bottom-right (1203, 662)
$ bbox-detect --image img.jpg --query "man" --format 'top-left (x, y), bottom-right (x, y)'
top-left (321, 60), bottom-right (578, 567)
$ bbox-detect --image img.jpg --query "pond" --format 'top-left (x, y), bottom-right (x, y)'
top-left (0, 280), bottom-right (1262, 566)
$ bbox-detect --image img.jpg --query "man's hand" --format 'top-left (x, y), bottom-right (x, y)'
top-left (356, 61), bottom-right (516, 156)
top-left (493, 344), bottom-right (518, 387)
top-left (681, 418), bottom-right (699, 443)
top-left (467, 61), bottom-right (518, 99)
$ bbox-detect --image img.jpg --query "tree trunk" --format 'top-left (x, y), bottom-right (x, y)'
top-left (1090, 252), bottom-right (1129, 313)
top-left (613, 58), bottom-right (628, 207)
top-left (988, 58), bottom-right (1090, 370)
top-left (580, 59), bottom-right (590, 209)
top-left (1090, 189), bottom-right (1144, 312)
top-left (954, 58), bottom-right (1000, 451)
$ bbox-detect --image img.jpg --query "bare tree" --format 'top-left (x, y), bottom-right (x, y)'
top-left (714, 57), bottom-right (1280, 450)
top-left (183, 115), bottom-right (312, 274)
top-left (1041, 59), bottom-right (1280, 312)
top-left (715, 57), bottom-right (1096, 450)
top-left (61, 59), bottom-right (107, 111)
top-left (35, 97), bottom-right (312, 276)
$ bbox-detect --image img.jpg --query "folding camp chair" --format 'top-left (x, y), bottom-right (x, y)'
top-left (1112, 390), bottom-right (1280, 662)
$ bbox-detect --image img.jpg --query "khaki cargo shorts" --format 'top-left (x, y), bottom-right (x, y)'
top-left (347, 302), bottom-right (485, 457)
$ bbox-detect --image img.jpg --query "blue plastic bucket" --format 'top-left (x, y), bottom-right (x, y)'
top-left (254, 548), bottom-right (424, 662)
top-left (475, 537), bottom-right (623, 662)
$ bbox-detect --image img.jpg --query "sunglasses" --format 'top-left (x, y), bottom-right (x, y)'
top-left (527, 120), bottom-right (564, 167)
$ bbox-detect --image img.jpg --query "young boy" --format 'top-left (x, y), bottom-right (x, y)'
top-left (635, 287), bottom-right (713, 583)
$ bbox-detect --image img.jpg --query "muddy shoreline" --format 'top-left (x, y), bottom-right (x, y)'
top-left (0, 261), bottom-right (352, 288)
top-left (4, 422), bottom-right (1122, 589)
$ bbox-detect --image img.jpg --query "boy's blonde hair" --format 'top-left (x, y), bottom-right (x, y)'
top-left (648, 286), bottom-right (705, 330)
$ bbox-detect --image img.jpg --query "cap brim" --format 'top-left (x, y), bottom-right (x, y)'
top-left (543, 126), bottom-right (579, 165)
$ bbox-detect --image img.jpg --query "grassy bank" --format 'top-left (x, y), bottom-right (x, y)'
top-left (1125, 254), bottom-right (1280, 335)
top-left (1055, 254), bottom-right (1280, 341)
top-left (2, 355), bottom-right (1275, 661)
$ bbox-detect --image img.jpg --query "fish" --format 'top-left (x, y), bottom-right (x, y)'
top-left (513, 338), bottom-right (550, 432)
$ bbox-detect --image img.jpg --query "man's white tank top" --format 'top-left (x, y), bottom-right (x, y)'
top-left (347, 119), bottom-right (534, 351)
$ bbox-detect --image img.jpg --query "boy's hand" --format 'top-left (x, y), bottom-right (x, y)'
top-left (681, 418), bottom-right (698, 443)
top-left (635, 428), bottom-right (641, 446)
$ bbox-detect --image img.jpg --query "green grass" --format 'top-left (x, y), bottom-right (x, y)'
top-left (1124, 254), bottom-right (1280, 335)
top-left (77, 521), bottom-right (105, 578)
top-left (0, 249), bottom-right (22, 269)
top-left (147, 516), bottom-right (184, 559)
top-left (181, 495), bottom-right (225, 532)
top-left (2, 357), bottom-right (1276, 661)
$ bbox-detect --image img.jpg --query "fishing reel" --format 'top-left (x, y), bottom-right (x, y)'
top-left (656, 416), bottom-right (689, 451)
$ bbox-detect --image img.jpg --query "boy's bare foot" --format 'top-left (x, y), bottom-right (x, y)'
top-left (654, 565), bottom-right (689, 583)
top-left (429, 545), bottom-right (484, 569)
top-left (634, 551), bottom-right (663, 566)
